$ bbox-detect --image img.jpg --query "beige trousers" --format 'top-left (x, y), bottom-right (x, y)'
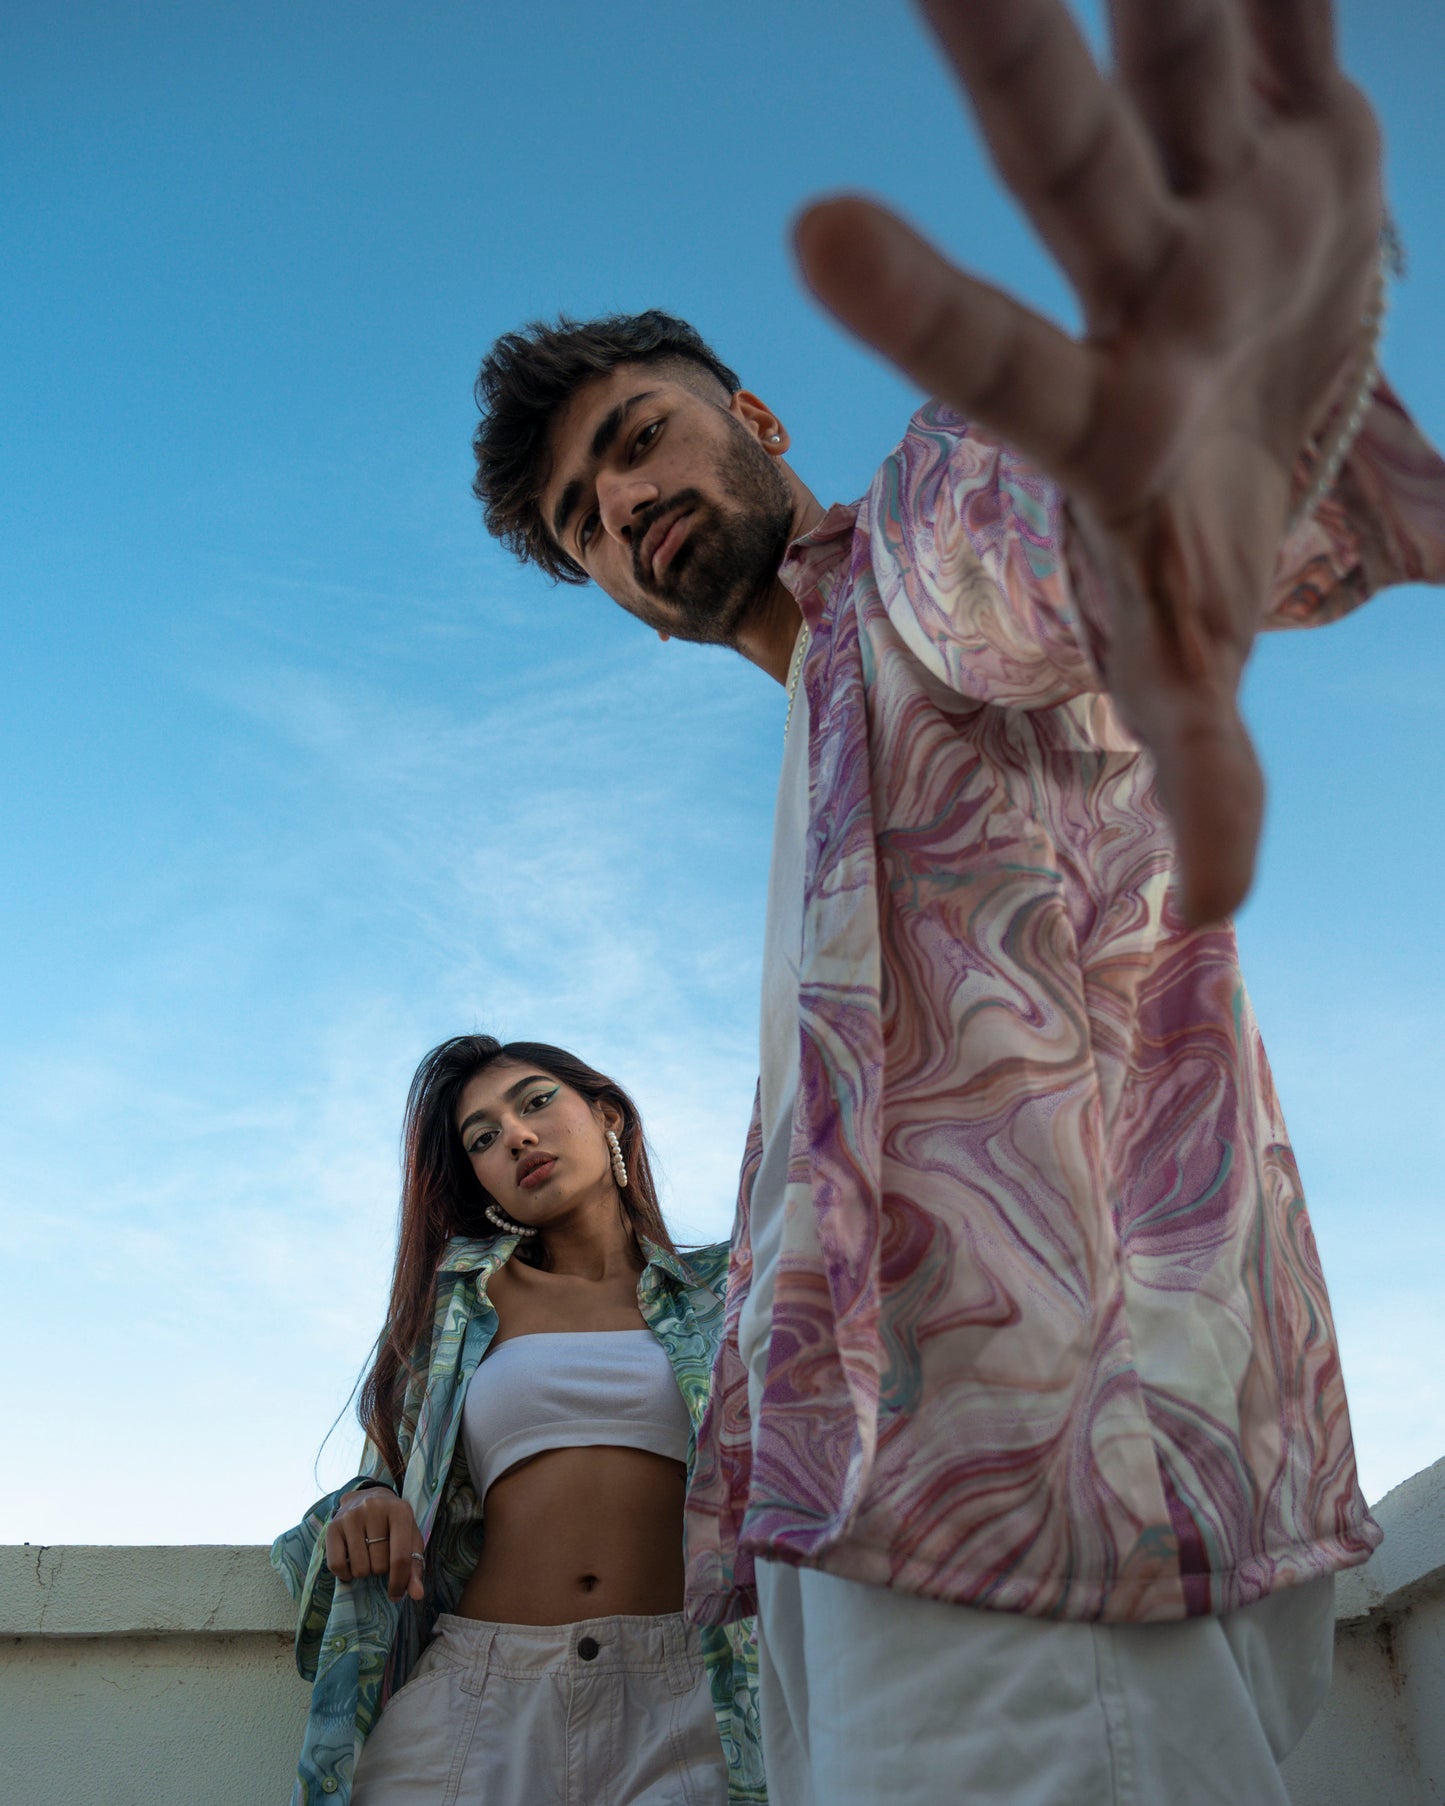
top-left (351, 1611), bottom-right (727, 1806)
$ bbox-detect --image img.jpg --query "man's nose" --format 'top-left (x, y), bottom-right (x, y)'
top-left (596, 468), bottom-right (658, 545)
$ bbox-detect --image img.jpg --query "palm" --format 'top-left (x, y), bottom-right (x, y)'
top-left (796, 0), bottom-right (1382, 922)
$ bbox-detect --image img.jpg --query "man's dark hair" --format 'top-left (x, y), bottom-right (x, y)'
top-left (472, 310), bottom-right (741, 584)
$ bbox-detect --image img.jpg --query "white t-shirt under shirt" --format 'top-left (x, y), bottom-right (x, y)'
top-left (737, 685), bottom-right (812, 1420)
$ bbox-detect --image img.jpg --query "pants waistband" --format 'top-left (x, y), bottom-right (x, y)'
top-left (428, 1611), bottom-right (700, 1695)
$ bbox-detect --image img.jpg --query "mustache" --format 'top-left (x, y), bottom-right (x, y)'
top-left (632, 488), bottom-right (707, 589)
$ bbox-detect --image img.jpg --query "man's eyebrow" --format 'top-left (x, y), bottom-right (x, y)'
top-left (457, 1074), bottom-right (556, 1136)
top-left (550, 389), bottom-right (662, 545)
top-left (552, 476), bottom-right (584, 550)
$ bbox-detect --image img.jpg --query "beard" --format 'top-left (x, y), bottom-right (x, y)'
top-left (630, 419), bottom-right (796, 647)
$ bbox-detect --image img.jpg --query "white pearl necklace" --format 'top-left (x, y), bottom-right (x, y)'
top-left (784, 623), bottom-right (811, 743)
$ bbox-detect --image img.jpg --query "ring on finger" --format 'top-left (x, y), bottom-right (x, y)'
top-left (410, 1551), bottom-right (425, 1564)
top-left (363, 1534), bottom-right (388, 1545)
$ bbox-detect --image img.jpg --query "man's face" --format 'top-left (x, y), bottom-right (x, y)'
top-left (540, 366), bottom-right (795, 647)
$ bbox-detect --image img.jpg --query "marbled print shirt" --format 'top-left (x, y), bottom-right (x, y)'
top-left (684, 388), bottom-right (1445, 1628)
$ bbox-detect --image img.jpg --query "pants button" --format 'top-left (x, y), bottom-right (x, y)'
top-left (577, 1636), bottom-right (599, 1660)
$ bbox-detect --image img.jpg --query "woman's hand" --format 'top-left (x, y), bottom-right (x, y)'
top-left (325, 1486), bottom-right (426, 1603)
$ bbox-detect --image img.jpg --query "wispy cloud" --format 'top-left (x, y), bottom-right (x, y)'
top-left (8, 594), bottom-right (1441, 1542)
top-left (1, 623), bottom-right (775, 1541)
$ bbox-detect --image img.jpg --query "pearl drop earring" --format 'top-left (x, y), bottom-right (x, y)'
top-left (606, 1129), bottom-right (629, 1191)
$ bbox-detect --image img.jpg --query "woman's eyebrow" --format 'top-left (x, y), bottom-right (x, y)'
top-left (457, 1075), bottom-right (554, 1137)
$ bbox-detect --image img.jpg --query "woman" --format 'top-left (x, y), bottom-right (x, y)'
top-left (272, 1035), bottom-right (764, 1806)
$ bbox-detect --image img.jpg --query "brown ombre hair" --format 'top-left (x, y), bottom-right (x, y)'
top-left (358, 1034), bottom-right (677, 1484)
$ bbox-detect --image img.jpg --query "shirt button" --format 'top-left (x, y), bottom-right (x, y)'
top-left (321, 1780), bottom-right (339, 1793)
top-left (577, 1636), bottom-right (599, 1660)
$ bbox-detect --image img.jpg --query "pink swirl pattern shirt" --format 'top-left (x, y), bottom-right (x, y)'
top-left (684, 389), bottom-right (1445, 1626)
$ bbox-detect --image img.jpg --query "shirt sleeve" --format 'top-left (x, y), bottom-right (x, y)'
top-left (872, 391), bottom-right (1445, 711)
top-left (270, 1443), bottom-right (397, 1678)
top-left (1267, 377), bottom-right (1445, 629)
top-left (869, 403), bottom-right (1104, 710)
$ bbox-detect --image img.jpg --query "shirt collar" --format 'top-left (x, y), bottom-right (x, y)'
top-left (638, 1237), bottom-right (716, 1296)
top-left (779, 500), bottom-right (860, 625)
top-left (434, 1235), bottom-right (509, 1276)
top-left (432, 1232), bottom-right (716, 1298)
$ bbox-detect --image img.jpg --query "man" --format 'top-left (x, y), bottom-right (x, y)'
top-left (471, 2), bottom-right (1445, 1800)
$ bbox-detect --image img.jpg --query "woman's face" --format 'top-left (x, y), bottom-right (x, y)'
top-left (454, 1060), bottom-right (617, 1231)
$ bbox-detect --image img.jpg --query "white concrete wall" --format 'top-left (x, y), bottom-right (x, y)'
top-left (1283, 1456), bottom-right (1445, 1806)
top-left (0, 1545), bottom-right (308, 1805)
top-left (4, 1458), bottom-right (1443, 1805)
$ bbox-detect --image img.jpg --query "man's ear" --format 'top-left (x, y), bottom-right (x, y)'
top-left (729, 390), bottom-right (790, 454)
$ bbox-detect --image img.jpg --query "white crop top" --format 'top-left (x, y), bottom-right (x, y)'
top-left (462, 1329), bottom-right (693, 1500)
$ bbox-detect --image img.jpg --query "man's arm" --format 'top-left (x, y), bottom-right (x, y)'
top-left (792, 0), bottom-right (1428, 923)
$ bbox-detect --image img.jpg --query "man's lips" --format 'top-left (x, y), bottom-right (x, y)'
top-left (643, 507), bottom-right (693, 581)
top-left (516, 1153), bottom-right (557, 1190)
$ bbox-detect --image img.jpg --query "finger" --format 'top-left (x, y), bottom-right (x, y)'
top-left (340, 1514), bottom-right (379, 1582)
top-left (1103, 619), bottom-right (1264, 923)
top-left (363, 1523), bottom-right (392, 1578)
top-left (1107, 0), bottom-right (1252, 192)
top-left (388, 1534), bottom-right (416, 1602)
top-left (324, 1523), bottom-right (351, 1580)
top-left (918, 0), bottom-right (1173, 317)
top-left (794, 197), bottom-right (1096, 482)
top-left (1238, 0), bottom-right (1337, 111)
top-left (1070, 498), bottom-right (1263, 924)
top-left (408, 1549), bottom-right (426, 1603)
top-left (1152, 699), bottom-right (1264, 925)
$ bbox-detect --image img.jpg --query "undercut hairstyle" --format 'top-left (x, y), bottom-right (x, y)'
top-left (473, 310), bottom-right (741, 584)
top-left (357, 1034), bottom-right (679, 1484)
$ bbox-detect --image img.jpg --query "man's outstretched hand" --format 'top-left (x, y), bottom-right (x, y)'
top-left (794, 0), bottom-right (1382, 923)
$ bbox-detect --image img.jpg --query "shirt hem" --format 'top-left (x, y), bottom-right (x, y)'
top-left (690, 1512), bottom-right (1382, 1627)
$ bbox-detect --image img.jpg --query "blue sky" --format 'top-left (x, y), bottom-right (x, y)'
top-left (3, 0), bottom-right (1442, 1544)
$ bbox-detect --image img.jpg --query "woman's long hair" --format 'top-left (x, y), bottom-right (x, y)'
top-left (358, 1035), bottom-right (676, 1483)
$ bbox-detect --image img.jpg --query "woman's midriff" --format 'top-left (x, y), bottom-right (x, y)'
top-left (455, 1444), bottom-right (688, 1625)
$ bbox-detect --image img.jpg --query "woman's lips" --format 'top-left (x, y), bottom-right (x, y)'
top-left (518, 1156), bottom-right (557, 1191)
